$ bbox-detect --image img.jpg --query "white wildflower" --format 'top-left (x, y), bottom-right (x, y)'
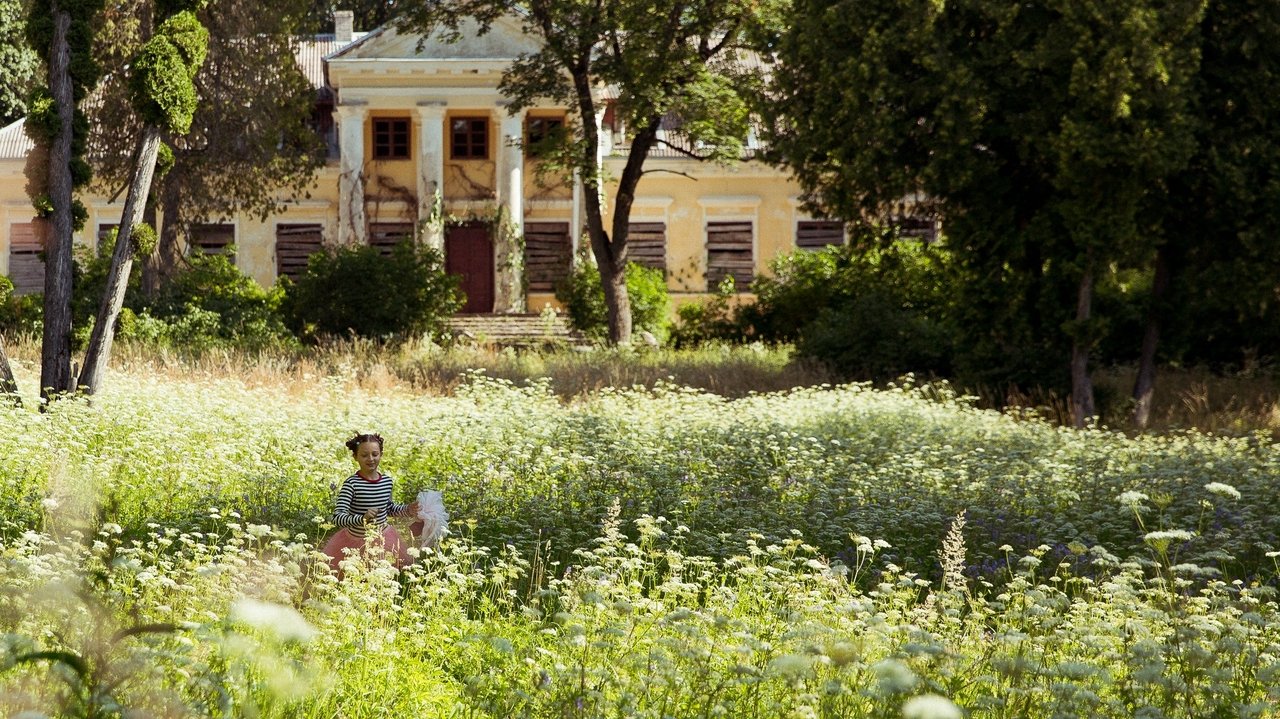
top-left (245, 524), bottom-right (272, 538)
top-left (903, 694), bottom-right (963, 719)
top-left (1204, 482), bottom-right (1241, 501)
top-left (229, 598), bottom-right (317, 643)
top-left (1117, 491), bottom-right (1149, 508)
top-left (41, 497), bottom-right (60, 511)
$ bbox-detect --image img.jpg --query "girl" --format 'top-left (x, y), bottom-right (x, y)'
top-left (322, 432), bottom-right (420, 574)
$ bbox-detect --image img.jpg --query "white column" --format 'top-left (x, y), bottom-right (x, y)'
top-left (594, 107), bottom-right (608, 212)
top-left (336, 102), bottom-right (367, 246)
top-left (494, 103), bottom-right (527, 312)
top-left (415, 101), bottom-right (446, 250)
top-left (497, 105), bottom-right (525, 235)
top-left (571, 170), bottom-right (582, 258)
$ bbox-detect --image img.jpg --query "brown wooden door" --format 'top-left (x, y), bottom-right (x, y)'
top-left (445, 223), bottom-right (494, 313)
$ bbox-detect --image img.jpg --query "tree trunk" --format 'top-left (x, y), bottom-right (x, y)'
top-left (79, 126), bottom-right (162, 394)
top-left (1132, 244), bottom-right (1172, 429)
top-left (145, 177), bottom-right (184, 296)
top-left (1070, 260), bottom-right (1096, 428)
top-left (0, 337), bottom-right (20, 405)
top-left (39, 5), bottom-right (75, 400)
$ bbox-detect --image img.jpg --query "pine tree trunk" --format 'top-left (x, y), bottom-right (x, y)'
top-left (1132, 245), bottom-right (1171, 429)
top-left (39, 6), bottom-right (75, 400)
top-left (1070, 262), bottom-right (1096, 428)
top-left (79, 126), bottom-right (161, 394)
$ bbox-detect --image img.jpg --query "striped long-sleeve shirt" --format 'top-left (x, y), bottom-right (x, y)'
top-left (333, 472), bottom-right (407, 537)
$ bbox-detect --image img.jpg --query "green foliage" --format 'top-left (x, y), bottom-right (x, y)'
top-left (554, 260), bottom-right (670, 344)
top-left (130, 11), bottom-right (208, 133)
top-left (283, 239), bottom-right (463, 341)
top-left (145, 252), bottom-right (294, 350)
top-left (0, 276), bottom-right (43, 335)
top-left (670, 277), bottom-right (745, 347)
top-left (1, 373), bottom-right (1279, 715)
top-left (734, 240), bottom-right (957, 381)
top-left (765, 0), bottom-right (1209, 393)
top-left (0, 0), bottom-right (38, 126)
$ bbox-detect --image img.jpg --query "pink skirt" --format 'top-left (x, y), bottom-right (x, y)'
top-left (322, 526), bottom-right (411, 574)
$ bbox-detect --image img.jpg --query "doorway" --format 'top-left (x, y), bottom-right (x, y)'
top-left (445, 222), bottom-right (494, 313)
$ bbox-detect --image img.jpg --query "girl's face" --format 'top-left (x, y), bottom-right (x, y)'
top-left (354, 441), bottom-right (382, 476)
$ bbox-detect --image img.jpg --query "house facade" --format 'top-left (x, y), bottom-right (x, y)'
top-left (0, 13), bottom-right (846, 313)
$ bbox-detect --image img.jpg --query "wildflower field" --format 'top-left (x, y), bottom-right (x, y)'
top-left (1, 367), bottom-right (1278, 718)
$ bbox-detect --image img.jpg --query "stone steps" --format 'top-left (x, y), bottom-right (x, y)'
top-left (445, 312), bottom-right (590, 348)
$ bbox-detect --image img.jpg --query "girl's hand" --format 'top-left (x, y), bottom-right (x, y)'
top-left (363, 508), bottom-right (377, 523)
top-left (406, 501), bottom-right (420, 517)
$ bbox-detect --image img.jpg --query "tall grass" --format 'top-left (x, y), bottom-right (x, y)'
top-left (1, 356), bottom-right (1278, 716)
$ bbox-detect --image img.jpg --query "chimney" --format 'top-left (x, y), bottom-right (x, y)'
top-left (334, 10), bottom-right (354, 43)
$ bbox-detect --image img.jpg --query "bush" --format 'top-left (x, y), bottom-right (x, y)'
top-left (0, 277), bottom-right (43, 336)
top-left (740, 240), bottom-right (958, 380)
top-left (141, 251), bottom-right (295, 350)
top-left (669, 277), bottom-right (744, 347)
top-left (283, 239), bottom-right (462, 341)
top-left (555, 259), bottom-right (670, 343)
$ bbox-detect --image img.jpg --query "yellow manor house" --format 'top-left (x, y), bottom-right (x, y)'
top-left (0, 12), bottom-right (854, 314)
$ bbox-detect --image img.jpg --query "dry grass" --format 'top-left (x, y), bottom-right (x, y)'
top-left (3, 334), bottom-right (1276, 436)
top-left (0, 335), bottom-right (834, 400)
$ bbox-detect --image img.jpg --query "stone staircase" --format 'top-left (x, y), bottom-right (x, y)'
top-left (444, 312), bottom-right (590, 349)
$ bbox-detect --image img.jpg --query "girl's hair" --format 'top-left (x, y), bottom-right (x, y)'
top-left (346, 433), bottom-right (384, 455)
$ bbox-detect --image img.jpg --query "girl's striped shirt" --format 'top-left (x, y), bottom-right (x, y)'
top-left (333, 472), bottom-right (406, 537)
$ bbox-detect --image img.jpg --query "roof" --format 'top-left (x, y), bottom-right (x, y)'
top-left (0, 119), bottom-right (33, 161)
top-left (296, 32), bottom-right (368, 89)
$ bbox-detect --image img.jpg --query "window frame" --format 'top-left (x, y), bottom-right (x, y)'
top-left (450, 116), bottom-right (489, 160)
top-left (525, 115), bottom-right (565, 158)
top-left (372, 117), bottom-right (411, 160)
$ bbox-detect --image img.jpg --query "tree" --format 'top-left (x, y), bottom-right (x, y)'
top-left (88, 0), bottom-right (324, 291)
top-left (79, 6), bottom-right (209, 394)
top-left (399, 0), bottom-right (778, 344)
top-left (25, 0), bottom-right (104, 399)
top-left (1130, 0), bottom-right (1280, 427)
top-left (765, 0), bottom-right (1203, 426)
top-left (0, 0), bottom-right (39, 126)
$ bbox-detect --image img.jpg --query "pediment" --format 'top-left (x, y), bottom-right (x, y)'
top-left (332, 14), bottom-right (542, 61)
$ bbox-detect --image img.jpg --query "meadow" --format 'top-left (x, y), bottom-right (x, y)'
top-left (0, 349), bottom-right (1278, 717)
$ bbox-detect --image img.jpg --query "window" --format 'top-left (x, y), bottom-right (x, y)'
top-left (275, 223), bottom-right (324, 279)
top-left (97, 223), bottom-right (119, 246)
top-left (190, 223), bottom-right (235, 256)
top-left (369, 222), bottom-right (413, 257)
top-left (523, 222), bottom-right (572, 292)
top-left (6, 220), bottom-right (49, 295)
top-left (795, 220), bottom-right (844, 250)
top-left (628, 222), bottom-right (667, 273)
top-left (373, 117), bottom-right (410, 159)
top-left (705, 221), bottom-right (754, 291)
top-left (525, 116), bottom-right (564, 158)
top-left (450, 117), bottom-right (488, 159)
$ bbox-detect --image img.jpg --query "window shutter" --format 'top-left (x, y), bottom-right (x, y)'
top-left (706, 221), bottom-right (753, 291)
top-left (524, 222), bottom-right (572, 292)
top-left (275, 223), bottom-right (324, 279)
top-left (628, 222), bottom-right (667, 273)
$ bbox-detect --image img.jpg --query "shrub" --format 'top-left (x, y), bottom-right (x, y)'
top-left (670, 277), bottom-right (744, 347)
top-left (555, 259), bottom-right (670, 343)
top-left (0, 276), bottom-right (43, 336)
top-left (283, 238), bottom-right (462, 341)
top-left (146, 251), bottom-right (295, 350)
top-left (741, 239), bottom-right (958, 380)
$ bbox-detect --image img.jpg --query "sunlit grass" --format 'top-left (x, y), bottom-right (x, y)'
top-left (0, 348), bottom-right (1278, 716)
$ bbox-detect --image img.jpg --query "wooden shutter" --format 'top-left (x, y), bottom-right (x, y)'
top-left (796, 220), bottom-right (843, 250)
top-left (190, 223), bottom-right (235, 255)
top-left (628, 222), bottom-right (667, 272)
top-left (706, 221), bottom-right (754, 291)
top-left (369, 222), bottom-right (413, 257)
top-left (523, 222), bottom-right (571, 292)
top-left (7, 220), bottom-right (49, 295)
top-left (276, 223), bottom-right (324, 279)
